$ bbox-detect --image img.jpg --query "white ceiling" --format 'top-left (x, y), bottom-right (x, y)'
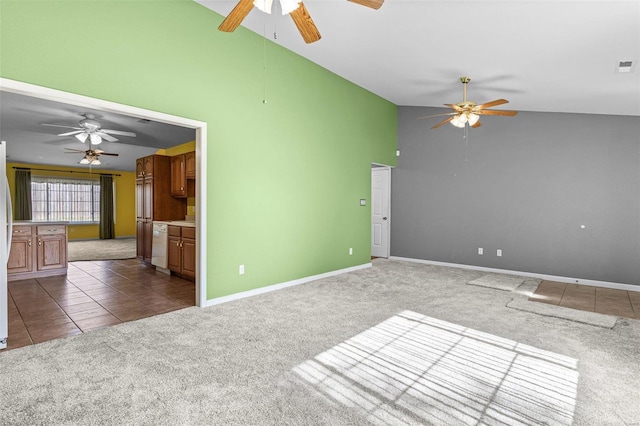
top-left (0, 91), bottom-right (196, 172)
top-left (198, 0), bottom-right (640, 116)
top-left (2, 1), bottom-right (638, 171)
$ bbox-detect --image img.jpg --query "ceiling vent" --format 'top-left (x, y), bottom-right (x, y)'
top-left (617, 60), bottom-right (633, 73)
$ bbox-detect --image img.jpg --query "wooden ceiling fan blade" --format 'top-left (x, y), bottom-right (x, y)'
top-left (417, 112), bottom-right (456, 120)
top-left (100, 152), bottom-right (119, 156)
top-left (64, 148), bottom-right (86, 153)
top-left (476, 99), bottom-right (509, 109)
top-left (444, 103), bottom-right (464, 112)
top-left (218, 0), bottom-right (254, 32)
top-left (471, 120), bottom-right (482, 128)
top-left (348, 0), bottom-right (384, 10)
top-left (431, 116), bottom-right (455, 129)
top-left (290, 3), bottom-right (321, 44)
top-left (479, 109), bottom-right (519, 116)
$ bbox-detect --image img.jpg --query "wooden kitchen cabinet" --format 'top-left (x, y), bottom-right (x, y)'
top-left (136, 156), bottom-right (154, 179)
top-left (36, 225), bottom-right (67, 271)
top-left (170, 155), bottom-right (187, 198)
top-left (8, 223), bottom-right (68, 281)
top-left (7, 226), bottom-right (33, 274)
top-left (136, 155), bottom-right (186, 263)
top-left (167, 225), bottom-right (195, 281)
top-left (185, 151), bottom-right (196, 179)
top-left (170, 151), bottom-right (196, 198)
top-left (181, 228), bottom-right (196, 280)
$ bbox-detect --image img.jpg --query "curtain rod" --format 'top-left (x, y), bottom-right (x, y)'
top-left (13, 167), bottom-right (121, 177)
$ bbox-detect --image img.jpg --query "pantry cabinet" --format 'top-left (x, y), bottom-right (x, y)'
top-left (136, 155), bottom-right (186, 263)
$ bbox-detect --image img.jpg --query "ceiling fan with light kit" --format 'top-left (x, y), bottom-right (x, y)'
top-left (65, 147), bottom-right (119, 166)
top-left (419, 77), bottom-right (519, 129)
top-left (218, 0), bottom-right (384, 44)
top-left (41, 113), bottom-right (137, 145)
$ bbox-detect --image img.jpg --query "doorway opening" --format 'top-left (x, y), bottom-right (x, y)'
top-left (371, 165), bottom-right (391, 259)
top-left (0, 78), bottom-right (208, 350)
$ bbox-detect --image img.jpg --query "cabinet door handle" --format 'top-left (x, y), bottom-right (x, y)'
top-left (28, 240), bottom-right (31, 247)
top-left (38, 239), bottom-right (42, 246)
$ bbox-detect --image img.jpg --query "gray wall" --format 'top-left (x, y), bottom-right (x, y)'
top-left (392, 106), bottom-right (640, 285)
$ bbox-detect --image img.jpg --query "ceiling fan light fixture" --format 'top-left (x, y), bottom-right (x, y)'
top-left (279, 0), bottom-right (301, 14)
top-left (75, 132), bottom-right (89, 143)
top-left (90, 158), bottom-right (101, 165)
top-left (79, 157), bottom-right (90, 164)
top-left (89, 133), bottom-right (102, 145)
top-left (253, 0), bottom-right (273, 13)
top-left (450, 114), bottom-right (467, 128)
top-left (467, 113), bottom-right (480, 126)
top-left (254, 0), bottom-right (300, 14)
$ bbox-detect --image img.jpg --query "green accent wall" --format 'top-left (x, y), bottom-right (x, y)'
top-left (0, 0), bottom-right (398, 300)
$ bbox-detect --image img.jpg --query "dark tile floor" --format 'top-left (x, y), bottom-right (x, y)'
top-left (7, 259), bottom-right (195, 350)
top-left (529, 280), bottom-right (640, 319)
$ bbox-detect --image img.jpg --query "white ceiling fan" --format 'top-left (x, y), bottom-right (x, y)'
top-left (41, 113), bottom-right (136, 145)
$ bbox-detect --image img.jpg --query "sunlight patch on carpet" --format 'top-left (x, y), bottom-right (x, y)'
top-left (293, 311), bottom-right (578, 425)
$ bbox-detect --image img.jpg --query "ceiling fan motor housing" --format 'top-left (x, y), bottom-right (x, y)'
top-left (79, 118), bottom-right (101, 132)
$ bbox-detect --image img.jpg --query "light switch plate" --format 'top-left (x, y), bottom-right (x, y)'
top-left (360, 199), bottom-right (366, 206)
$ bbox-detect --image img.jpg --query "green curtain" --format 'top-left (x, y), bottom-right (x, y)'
top-left (15, 168), bottom-right (32, 220)
top-left (99, 175), bottom-right (115, 239)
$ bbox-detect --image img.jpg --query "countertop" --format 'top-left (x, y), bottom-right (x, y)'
top-left (153, 220), bottom-right (196, 228)
top-left (13, 221), bottom-right (70, 226)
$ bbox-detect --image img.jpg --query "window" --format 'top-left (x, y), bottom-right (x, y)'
top-left (31, 176), bottom-right (100, 223)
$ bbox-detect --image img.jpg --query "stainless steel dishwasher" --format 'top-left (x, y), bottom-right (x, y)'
top-left (151, 221), bottom-right (169, 271)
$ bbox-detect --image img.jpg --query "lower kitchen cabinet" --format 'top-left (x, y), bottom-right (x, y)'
top-left (8, 223), bottom-right (68, 281)
top-left (167, 225), bottom-right (195, 281)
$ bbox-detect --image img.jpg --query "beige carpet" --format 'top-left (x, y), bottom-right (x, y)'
top-left (67, 238), bottom-right (136, 261)
top-left (1, 259), bottom-right (638, 425)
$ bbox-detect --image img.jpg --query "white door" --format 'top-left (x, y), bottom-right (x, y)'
top-left (1, 141), bottom-right (8, 350)
top-left (371, 167), bottom-right (390, 258)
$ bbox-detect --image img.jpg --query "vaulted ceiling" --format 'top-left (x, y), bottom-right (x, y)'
top-left (2, 1), bottom-right (638, 171)
top-left (199, 0), bottom-right (640, 116)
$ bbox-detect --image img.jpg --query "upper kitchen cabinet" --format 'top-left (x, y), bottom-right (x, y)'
top-left (135, 156), bottom-right (155, 179)
top-left (171, 155), bottom-right (187, 198)
top-left (185, 151), bottom-right (196, 179)
top-left (171, 151), bottom-right (195, 198)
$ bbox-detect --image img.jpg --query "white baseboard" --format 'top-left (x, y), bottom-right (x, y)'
top-left (389, 256), bottom-right (640, 293)
top-left (203, 263), bottom-right (373, 307)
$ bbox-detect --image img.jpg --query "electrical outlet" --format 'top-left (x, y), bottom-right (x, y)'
top-left (349, 248), bottom-right (353, 255)
top-left (497, 249), bottom-right (502, 257)
top-left (239, 264), bottom-right (245, 275)
top-left (478, 247), bottom-right (483, 255)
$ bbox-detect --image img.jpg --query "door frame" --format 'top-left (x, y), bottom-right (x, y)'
top-left (1, 141), bottom-right (8, 349)
top-left (0, 78), bottom-right (208, 308)
top-left (371, 164), bottom-right (392, 258)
